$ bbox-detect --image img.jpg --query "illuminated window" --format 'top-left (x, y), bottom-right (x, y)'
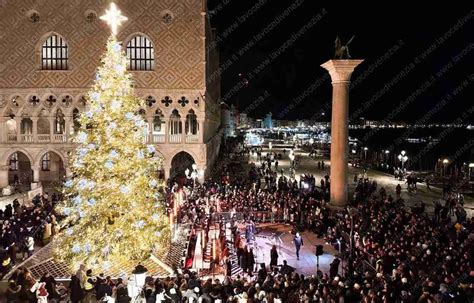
top-left (41, 152), bottom-right (50, 171)
top-left (126, 35), bottom-right (154, 71)
top-left (9, 152), bottom-right (19, 171)
top-left (41, 34), bottom-right (68, 70)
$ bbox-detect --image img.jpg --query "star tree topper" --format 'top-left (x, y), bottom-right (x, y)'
top-left (100, 2), bottom-right (128, 35)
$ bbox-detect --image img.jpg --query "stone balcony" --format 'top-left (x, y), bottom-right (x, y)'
top-left (1, 133), bottom-right (203, 144)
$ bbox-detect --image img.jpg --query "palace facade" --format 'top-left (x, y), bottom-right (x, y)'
top-left (0, 0), bottom-right (222, 190)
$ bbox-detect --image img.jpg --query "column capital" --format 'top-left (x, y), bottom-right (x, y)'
top-left (31, 165), bottom-right (41, 170)
top-left (320, 59), bottom-right (364, 83)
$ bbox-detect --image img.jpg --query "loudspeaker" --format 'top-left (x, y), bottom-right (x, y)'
top-left (316, 244), bottom-right (324, 256)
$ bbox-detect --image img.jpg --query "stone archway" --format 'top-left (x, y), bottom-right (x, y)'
top-left (170, 151), bottom-right (195, 183)
top-left (38, 151), bottom-right (66, 186)
top-left (6, 151), bottom-right (32, 190)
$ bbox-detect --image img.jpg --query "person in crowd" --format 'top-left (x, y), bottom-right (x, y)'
top-left (69, 275), bottom-right (84, 303)
top-left (293, 233), bottom-right (304, 260)
top-left (83, 269), bottom-right (96, 303)
top-left (270, 245), bottom-right (278, 270)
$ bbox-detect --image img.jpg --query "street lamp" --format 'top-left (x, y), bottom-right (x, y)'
top-left (442, 158), bottom-right (449, 177)
top-left (346, 207), bottom-right (357, 275)
top-left (398, 150), bottom-right (408, 170)
top-left (289, 153), bottom-right (295, 179)
top-left (185, 163), bottom-right (198, 187)
top-left (469, 163), bottom-right (474, 181)
top-left (363, 147), bottom-right (368, 160)
top-left (384, 150), bottom-right (390, 165)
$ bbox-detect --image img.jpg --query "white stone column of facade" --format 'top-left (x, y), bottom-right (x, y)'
top-left (163, 164), bottom-right (171, 180)
top-left (31, 117), bottom-right (38, 142)
top-left (0, 165), bottom-right (9, 188)
top-left (180, 117), bottom-right (187, 143)
top-left (31, 165), bottom-right (40, 189)
top-left (65, 166), bottom-right (73, 178)
top-left (0, 116), bottom-right (6, 142)
top-left (163, 117), bottom-right (170, 144)
top-left (147, 117), bottom-right (154, 143)
top-left (49, 116), bottom-right (55, 141)
top-left (198, 118), bottom-right (205, 143)
top-left (321, 59), bottom-right (363, 208)
top-left (64, 116), bottom-right (71, 141)
top-left (14, 116), bottom-right (21, 141)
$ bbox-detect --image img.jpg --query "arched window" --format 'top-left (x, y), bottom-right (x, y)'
top-left (153, 109), bottom-right (165, 134)
top-left (186, 110), bottom-right (198, 135)
top-left (41, 34), bottom-right (68, 70)
top-left (55, 109), bottom-right (65, 134)
top-left (9, 152), bottom-right (19, 171)
top-left (169, 110), bottom-right (182, 135)
top-left (126, 35), bottom-right (154, 71)
top-left (41, 152), bottom-right (50, 171)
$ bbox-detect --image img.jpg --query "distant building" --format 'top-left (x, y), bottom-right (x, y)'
top-left (239, 113), bottom-right (248, 128)
top-left (221, 103), bottom-right (235, 137)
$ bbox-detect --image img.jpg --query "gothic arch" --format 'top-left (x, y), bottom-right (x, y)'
top-left (169, 151), bottom-right (195, 180)
top-left (1, 148), bottom-right (34, 166)
top-left (34, 148), bottom-right (67, 168)
top-left (35, 32), bottom-right (70, 69)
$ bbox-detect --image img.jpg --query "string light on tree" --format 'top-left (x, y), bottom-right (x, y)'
top-left (53, 2), bottom-right (169, 270)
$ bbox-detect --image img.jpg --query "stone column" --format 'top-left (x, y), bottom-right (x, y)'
top-left (181, 117), bottom-right (187, 143)
top-left (0, 116), bottom-right (6, 142)
top-left (31, 117), bottom-right (39, 142)
top-left (49, 117), bottom-right (55, 142)
top-left (321, 59), bottom-right (363, 208)
top-left (163, 118), bottom-right (170, 144)
top-left (0, 165), bottom-right (9, 188)
top-left (147, 117), bottom-right (154, 143)
top-left (198, 118), bottom-right (205, 143)
top-left (14, 116), bottom-right (21, 141)
top-left (31, 165), bottom-right (40, 189)
top-left (64, 116), bottom-right (71, 141)
top-left (65, 166), bottom-right (73, 178)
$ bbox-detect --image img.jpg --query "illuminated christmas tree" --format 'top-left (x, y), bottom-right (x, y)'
top-left (53, 3), bottom-right (170, 269)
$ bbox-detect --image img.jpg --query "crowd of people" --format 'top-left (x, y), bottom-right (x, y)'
top-left (0, 193), bottom-right (61, 278)
top-left (1, 142), bottom-right (472, 302)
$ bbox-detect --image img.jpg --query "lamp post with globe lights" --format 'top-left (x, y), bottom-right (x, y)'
top-left (442, 158), bottom-right (449, 177)
top-left (289, 151), bottom-right (295, 179)
top-left (185, 163), bottom-right (199, 187)
top-left (384, 150), bottom-right (390, 168)
top-left (398, 151), bottom-right (408, 170)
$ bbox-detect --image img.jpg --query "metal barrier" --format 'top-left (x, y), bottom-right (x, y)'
top-left (209, 211), bottom-right (285, 224)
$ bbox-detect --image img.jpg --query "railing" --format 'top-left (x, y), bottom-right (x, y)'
top-left (209, 211), bottom-right (286, 224)
top-left (37, 134), bottom-right (51, 142)
top-left (52, 134), bottom-right (67, 142)
top-left (169, 134), bottom-right (182, 143)
top-left (20, 134), bottom-right (34, 142)
top-left (7, 134), bottom-right (17, 141)
top-left (149, 134), bottom-right (165, 143)
top-left (186, 134), bottom-right (199, 143)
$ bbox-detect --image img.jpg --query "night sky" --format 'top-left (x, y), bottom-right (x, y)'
top-left (207, 3), bottom-right (473, 123)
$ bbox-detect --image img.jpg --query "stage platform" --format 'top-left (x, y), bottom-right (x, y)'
top-left (252, 223), bottom-right (339, 276)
